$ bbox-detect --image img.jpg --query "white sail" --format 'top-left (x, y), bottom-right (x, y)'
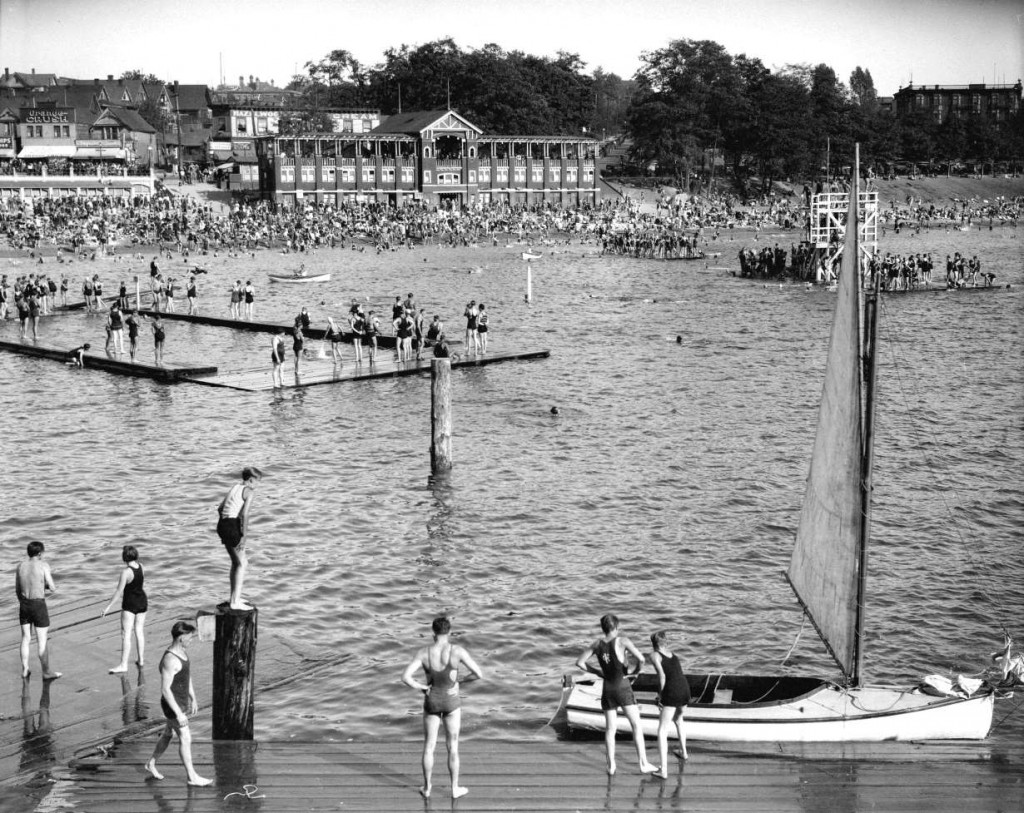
top-left (787, 179), bottom-right (864, 681)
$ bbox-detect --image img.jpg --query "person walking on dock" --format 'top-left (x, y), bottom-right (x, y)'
top-left (576, 614), bottom-right (657, 776)
top-left (402, 616), bottom-right (484, 800)
top-left (365, 310), bottom-right (380, 364)
top-left (101, 545), bottom-right (148, 674)
top-left (144, 621), bottom-right (212, 786)
top-left (16, 541), bottom-right (61, 680)
top-left (217, 467), bottom-right (262, 611)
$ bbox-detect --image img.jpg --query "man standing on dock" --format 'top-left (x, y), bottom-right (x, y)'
top-left (402, 616), bottom-right (484, 800)
top-left (217, 467), bottom-right (263, 610)
top-left (16, 541), bottom-right (61, 680)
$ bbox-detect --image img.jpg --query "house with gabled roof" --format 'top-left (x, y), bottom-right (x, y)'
top-left (0, 68), bottom-right (61, 92)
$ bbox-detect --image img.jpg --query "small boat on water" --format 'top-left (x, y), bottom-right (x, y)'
top-left (522, 251), bottom-right (543, 261)
top-left (268, 272), bottom-right (331, 284)
top-left (559, 146), bottom-right (998, 743)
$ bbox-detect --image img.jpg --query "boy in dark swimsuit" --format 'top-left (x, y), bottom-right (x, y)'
top-left (402, 616), bottom-right (484, 800)
top-left (576, 614), bottom-right (656, 775)
top-left (144, 622), bottom-right (211, 786)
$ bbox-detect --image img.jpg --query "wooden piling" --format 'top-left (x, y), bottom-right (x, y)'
top-left (526, 262), bottom-right (533, 303)
top-left (430, 358), bottom-right (453, 473)
top-left (212, 605), bottom-right (257, 740)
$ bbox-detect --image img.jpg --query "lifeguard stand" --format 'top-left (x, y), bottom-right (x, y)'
top-left (809, 190), bottom-right (879, 273)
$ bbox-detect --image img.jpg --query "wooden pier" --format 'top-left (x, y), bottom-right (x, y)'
top-left (16, 731), bottom-right (1024, 812)
top-left (137, 309), bottom-right (403, 348)
top-left (3, 597), bottom-right (1021, 812)
top-left (189, 347), bottom-right (551, 392)
top-left (0, 338), bottom-right (217, 381)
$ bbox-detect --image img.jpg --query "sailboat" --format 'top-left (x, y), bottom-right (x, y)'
top-left (559, 147), bottom-right (996, 742)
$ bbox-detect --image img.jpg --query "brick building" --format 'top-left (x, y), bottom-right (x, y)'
top-left (893, 81), bottom-right (1022, 127)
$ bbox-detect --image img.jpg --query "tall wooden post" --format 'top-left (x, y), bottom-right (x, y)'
top-left (212, 605), bottom-right (256, 740)
top-left (134, 275), bottom-right (140, 310)
top-left (431, 358), bottom-right (452, 473)
top-left (526, 262), bottom-right (533, 303)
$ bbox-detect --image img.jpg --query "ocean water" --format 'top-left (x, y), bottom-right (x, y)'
top-left (1, 223), bottom-right (1021, 748)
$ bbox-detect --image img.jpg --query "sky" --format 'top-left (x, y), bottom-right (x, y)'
top-left (2, 0), bottom-right (1022, 96)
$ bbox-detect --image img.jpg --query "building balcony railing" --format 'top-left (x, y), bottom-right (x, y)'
top-left (436, 159), bottom-right (462, 169)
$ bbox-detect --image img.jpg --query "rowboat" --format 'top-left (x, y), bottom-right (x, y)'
top-left (268, 272), bottom-right (331, 284)
top-left (559, 146), bottom-right (997, 743)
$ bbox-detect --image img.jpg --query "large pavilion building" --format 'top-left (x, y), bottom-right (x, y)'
top-left (252, 109), bottom-right (600, 208)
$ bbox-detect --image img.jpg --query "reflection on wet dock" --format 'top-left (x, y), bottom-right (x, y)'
top-left (23, 733), bottom-right (1024, 812)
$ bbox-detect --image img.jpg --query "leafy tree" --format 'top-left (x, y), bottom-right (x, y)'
top-left (849, 67), bottom-right (878, 112)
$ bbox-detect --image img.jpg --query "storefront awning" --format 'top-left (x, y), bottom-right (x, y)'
top-left (0, 149), bottom-right (15, 158)
top-left (210, 149), bottom-right (233, 161)
top-left (74, 147), bottom-right (127, 160)
top-left (18, 145), bottom-right (77, 158)
top-left (214, 160), bottom-right (235, 171)
top-left (232, 152), bottom-right (258, 164)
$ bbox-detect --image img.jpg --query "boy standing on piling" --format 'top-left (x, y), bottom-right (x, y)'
top-left (217, 467), bottom-right (263, 610)
top-left (16, 541), bottom-right (61, 680)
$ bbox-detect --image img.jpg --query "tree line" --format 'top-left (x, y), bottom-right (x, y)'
top-left (128, 37), bottom-right (1023, 188)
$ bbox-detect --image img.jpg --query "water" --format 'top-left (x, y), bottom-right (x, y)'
top-left (1, 223), bottom-right (1021, 747)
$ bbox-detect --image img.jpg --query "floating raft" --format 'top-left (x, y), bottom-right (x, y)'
top-left (189, 347), bottom-right (551, 392)
top-left (0, 338), bottom-right (217, 381)
top-left (137, 309), bottom-right (408, 349)
top-left (880, 284), bottom-right (1010, 295)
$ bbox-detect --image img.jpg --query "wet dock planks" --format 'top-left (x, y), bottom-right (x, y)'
top-left (0, 338), bottom-right (217, 381)
top-left (22, 733), bottom-right (1024, 812)
top-left (187, 348), bottom-right (551, 392)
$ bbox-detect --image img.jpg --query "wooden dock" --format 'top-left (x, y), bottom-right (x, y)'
top-left (881, 284), bottom-right (1009, 295)
top-left (3, 598), bottom-right (1021, 812)
top-left (137, 309), bottom-right (404, 348)
top-left (16, 732), bottom-right (1024, 812)
top-left (188, 348), bottom-right (552, 392)
top-left (0, 338), bottom-right (217, 381)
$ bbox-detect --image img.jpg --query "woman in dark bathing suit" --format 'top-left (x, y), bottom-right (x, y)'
top-left (650, 629), bottom-right (691, 775)
top-left (576, 613), bottom-right (656, 776)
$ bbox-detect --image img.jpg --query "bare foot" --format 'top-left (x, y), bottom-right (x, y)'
top-left (187, 775), bottom-right (213, 787)
top-left (639, 763), bottom-right (658, 774)
top-left (607, 763), bottom-right (616, 776)
top-left (672, 748), bottom-right (689, 760)
top-left (655, 768), bottom-right (668, 779)
top-left (22, 670), bottom-right (30, 679)
top-left (42, 672), bottom-right (62, 681)
top-left (109, 665), bottom-right (128, 674)
top-left (144, 759), bottom-right (164, 780)
top-left (419, 786), bottom-right (431, 798)
top-left (228, 601), bottom-right (253, 611)
top-left (452, 786), bottom-right (469, 799)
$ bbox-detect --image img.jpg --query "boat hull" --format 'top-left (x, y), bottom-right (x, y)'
top-left (268, 273), bottom-right (331, 283)
top-left (561, 673), bottom-right (995, 742)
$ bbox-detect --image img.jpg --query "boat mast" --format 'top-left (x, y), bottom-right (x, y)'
top-left (853, 143), bottom-right (881, 687)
